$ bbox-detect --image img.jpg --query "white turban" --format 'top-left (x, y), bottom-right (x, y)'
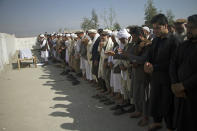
top-left (143, 26), bottom-right (150, 33)
top-left (66, 34), bottom-right (71, 37)
top-left (71, 33), bottom-right (77, 38)
top-left (117, 29), bottom-right (131, 39)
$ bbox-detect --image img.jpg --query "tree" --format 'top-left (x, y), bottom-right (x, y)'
top-left (166, 9), bottom-right (175, 26)
top-left (91, 9), bottom-right (99, 29)
top-left (113, 22), bottom-right (121, 30)
top-left (81, 17), bottom-right (92, 31)
top-left (58, 28), bottom-right (62, 33)
top-left (144, 0), bottom-right (158, 27)
top-left (81, 9), bottom-right (99, 31)
top-left (100, 8), bottom-right (116, 29)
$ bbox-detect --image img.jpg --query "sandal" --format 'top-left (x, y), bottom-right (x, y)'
top-left (147, 124), bottom-right (162, 131)
top-left (130, 112), bottom-right (142, 118)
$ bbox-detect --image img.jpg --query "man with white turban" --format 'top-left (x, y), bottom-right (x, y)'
top-left (40, 34), bottom-right (50, 65)
top-left (112, 29), bottom-right (131, 105)
top-left (87, 29), bottom-right (100, 82)
top-left (98, 30), bottom-right (114, 92)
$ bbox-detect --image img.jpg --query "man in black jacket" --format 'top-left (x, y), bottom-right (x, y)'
top-left (144, 14), bottom-right (179, 131)
top-left (170, 14), bottom-right (197, 131)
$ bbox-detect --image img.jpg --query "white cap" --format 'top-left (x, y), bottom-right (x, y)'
top-left (102, 29), bottom-right (112, 36)
top-left (75, 30), bottom-right (84, 34)
top-left (88, 29), bottom-right (97, 34)
top-left (142, 26), bottom-right (150, 33)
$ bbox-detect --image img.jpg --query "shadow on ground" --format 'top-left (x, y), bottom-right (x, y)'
top-left (39, 63), bottom-right (161, 131)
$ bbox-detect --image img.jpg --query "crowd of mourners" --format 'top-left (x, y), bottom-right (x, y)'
top-left (37, 14), bottom-right (197, 131)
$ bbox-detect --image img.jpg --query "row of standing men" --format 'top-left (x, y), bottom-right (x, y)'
top-left (38, 14), bottom-right (197, 131)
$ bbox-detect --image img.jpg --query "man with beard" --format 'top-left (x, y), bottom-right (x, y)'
top-left (88, 29), bottom-right (100, 83)
top-left (128, 27), bottom-right (151, 127)
top-left (98, 30), bottom-right (113, 93)
top-left (170, 14), bottom-right (197, 131)
top-left (174, 19), bottom-right (187, 43)
top-left (144, 14), bottom-right (179, 131)
top-left (91, 29), bottom-right (102, 87)
top-left (40, 34), bottom-right (50, 65)
top-left (75, 30), bottom-right (85, 76)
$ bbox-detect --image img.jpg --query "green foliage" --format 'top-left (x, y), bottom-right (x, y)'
top-left (166, 9), bottom-right (175, 26)
top-left (144, 0), bottom-right (158, 27)
top-left (81, 9), bottom-right (99, 31)
top-left (113, 22), bottom-right (121, 30)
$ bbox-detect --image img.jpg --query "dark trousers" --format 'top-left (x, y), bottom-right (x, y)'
top-left (150, 72), bottom-right (175, 130)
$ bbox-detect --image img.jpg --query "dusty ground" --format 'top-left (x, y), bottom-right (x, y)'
top-left (0, 64), bottom-right (166, 131)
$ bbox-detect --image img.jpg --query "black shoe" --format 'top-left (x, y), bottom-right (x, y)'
top-left (99, 98), bottom-right (109, 102)
top-left (76, 72), bottom-right (82, 77)
top-left (110, 105), bottom-right (122, 110)
top-left (67, 74), bottom-right (76, 79)
top-left (60, 71), bottom-right (68, 75)
top-left (72, 80), bottom-right (80, 85)
top-left (104, 100), bottom-right (115, 105)
top-left (126, 105), bottom-right (135, 113)
top-left (113, 107), bottom-right (127, 115)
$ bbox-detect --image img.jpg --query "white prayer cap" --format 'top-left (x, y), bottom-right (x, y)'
top-left (40, 34), bottom-right (45, 37)
top-left (71, 33), bottom-right (77, 38)
top-left (88, 29), bottom-right (97, 34)
top-left (117, 29), bottom-right (131, 39)
top-left (66, 34), bottom-right (71, 37)
top-left (59, 33), bottom-right (63, 36)
top-left (75, 30), bottom-right (84, 34)
top-left (142, 26), bottom-right (150, 33)
top-left (102, 29), bottom-right (112, 36)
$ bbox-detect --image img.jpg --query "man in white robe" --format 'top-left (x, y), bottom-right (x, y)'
top-left (40, 34), bottom-right (49, 65)
top-left (98, 30), bottom-right (114, 92)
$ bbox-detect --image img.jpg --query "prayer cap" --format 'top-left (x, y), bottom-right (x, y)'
top-left (88, 29), bottom-right (97, 34)
top-left (75, 30), bottom-right (84, 34)
top-left (175, 19), bottom-right (187, 24)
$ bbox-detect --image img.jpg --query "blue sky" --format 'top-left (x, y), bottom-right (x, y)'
top-left (0, 0), bottom-right (196, 37)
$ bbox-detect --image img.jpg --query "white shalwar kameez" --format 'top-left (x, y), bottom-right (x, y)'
top-left (40, 39), bottom-right (49, 62)
top-left (65, 40), bottom-right (70, 64)
top-left (111, 43), bottom-right (125, 94)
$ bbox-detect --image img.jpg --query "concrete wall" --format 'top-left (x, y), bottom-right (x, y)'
top-left (15, 37), bottom-right (38, 50)
top-left (0, 33), bottom-right (37, 71)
